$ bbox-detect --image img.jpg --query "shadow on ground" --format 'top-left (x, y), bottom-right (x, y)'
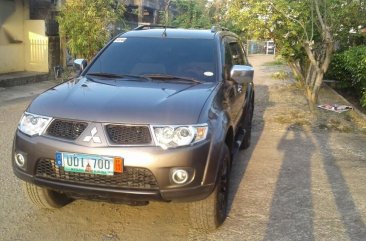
top-left (227, 84), bottom-right (269, 214)
top-left (264, 125), bottom-right (315, 241)
top-left (262, 124), bottom-right (366, 241)
top-left (314, 129), bottom-right (366, 240)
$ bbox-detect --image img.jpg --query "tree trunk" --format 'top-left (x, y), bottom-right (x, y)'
top-left (303, 38), bottom-right (333, 106)
top-left (312, 70), bottom-right (324, 100)
top-left (288, 60), bottom-right (304, 81)
top-left (304, 65), bottom-right (324, 106)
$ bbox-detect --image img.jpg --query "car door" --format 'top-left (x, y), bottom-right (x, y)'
top-left (222, 36), bottom-right (247, 129)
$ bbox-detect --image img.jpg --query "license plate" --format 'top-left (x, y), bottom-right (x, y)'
top-left (55, 152), bottom-right (123, 176)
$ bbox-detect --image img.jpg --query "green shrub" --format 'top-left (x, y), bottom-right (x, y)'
top-left (362, 89), bottom-right (366, 108)
top-left (271, 70), bottom-right (290, 80)
top-left (326, 53), bottom-right (353, 88)
top-left (326, 46), bottom-right (366, 106)
top-left (57, 0), bottom-right (125, 60)
top-left (342, 46), bottom-right (366, 90)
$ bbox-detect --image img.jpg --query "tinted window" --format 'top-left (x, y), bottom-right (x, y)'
top-left (229, 42), bottom-right (245, 65)
top-left (224, 41), bottom-right (232, 66)
top-left (87, 37), bottom-right (217, 82)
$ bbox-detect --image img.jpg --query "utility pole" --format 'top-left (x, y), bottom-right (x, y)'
top-left (138, 0), bottom-right (143, 24)
top-left (59, 0), bottom-right (67, 68)
top-left (164, 0), bottom-right (171, 25)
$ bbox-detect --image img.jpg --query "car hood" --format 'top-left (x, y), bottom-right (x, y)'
top-left (28, 77), bottom-right (217, 125)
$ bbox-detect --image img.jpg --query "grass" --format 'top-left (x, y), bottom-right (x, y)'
top-left (274, 110), bottom-right (358, 133)
top-left (263, 59), bottom-right (285, 66)
top-left (274, 110), bottom-right (311, 127)
top-left (271, 71), bottom-right (290, 80)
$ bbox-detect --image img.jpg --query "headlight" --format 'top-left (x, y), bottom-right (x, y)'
top-left (18, 112), bottom-right (52, 136)
top-left (152, 124), bottom-right (208, 149)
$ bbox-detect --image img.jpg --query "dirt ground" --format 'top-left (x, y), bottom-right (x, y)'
top-left (0, 55), bottom-right (365, 241)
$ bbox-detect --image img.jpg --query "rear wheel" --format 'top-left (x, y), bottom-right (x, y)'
top-left (188, 145), bottom-right (230, 232)
top-left (24, 182), bottom-right (72, 209)
top-left (240, 98), bottom-right (254, 150)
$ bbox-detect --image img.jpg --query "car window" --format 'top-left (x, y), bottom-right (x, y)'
top-left (223, 38), bottom-right (235, 80)
top-left (238, 42), bottom-right (249, 65)
top-left (229, 42), bottom-right (245, 65)
top-left (87, 37), bottom-right (218, 82)
top-left (224, 41), bottom-right (233, 66)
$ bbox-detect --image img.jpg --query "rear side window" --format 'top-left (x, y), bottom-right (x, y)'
top-left (87, 37), bottom-right (218, 82)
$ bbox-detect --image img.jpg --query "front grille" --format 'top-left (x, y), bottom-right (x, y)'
top-left (35, 159), bottom-right (159, 190)
top-left (46, 119), bottom-right (87, 140)
top-left (106, 125), bottom-right (152, 145)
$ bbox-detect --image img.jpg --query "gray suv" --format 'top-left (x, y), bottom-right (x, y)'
top-left (12, 26), bottom-right (254, 231)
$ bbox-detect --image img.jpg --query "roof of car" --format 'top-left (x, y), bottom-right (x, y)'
top-left (121, 28), bottom-right (218, 39)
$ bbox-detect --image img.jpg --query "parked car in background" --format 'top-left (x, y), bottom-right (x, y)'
top-left (265, 40), bottom-right (275, 54)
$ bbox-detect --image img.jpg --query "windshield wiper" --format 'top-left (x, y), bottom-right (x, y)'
top-left (86, 72), bottom-right (151, 81)
top-left (143, 74), bottom-right (202, 84)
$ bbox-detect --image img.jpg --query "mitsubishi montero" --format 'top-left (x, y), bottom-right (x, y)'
top-left (12, 26), bottom-right (254, 231)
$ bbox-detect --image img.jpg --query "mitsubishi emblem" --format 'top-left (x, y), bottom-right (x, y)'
top-left (83, 127), bottom-right (101, 143)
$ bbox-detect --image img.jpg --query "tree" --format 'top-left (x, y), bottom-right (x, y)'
top-left (57, 0), bottom-right (125, 61)
top-left (171, 0), bottom-right (211, 28)
top-left (227, 0), bottom-right (366, 105)
top-left (159, 0), bottom-right (229, 29)
top-left (206, 0), bottom-right (230, 27)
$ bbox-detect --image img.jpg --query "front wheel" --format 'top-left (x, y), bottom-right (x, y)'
top-left (24, 182), bottom-right (73, 209)
top-left (188, 145), bottom-right (230, 232)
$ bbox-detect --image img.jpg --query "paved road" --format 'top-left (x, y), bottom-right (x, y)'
top-left (1, 55), bottom-right (365, 241)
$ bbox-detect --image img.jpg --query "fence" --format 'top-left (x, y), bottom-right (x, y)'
top-left (247, 40), bottom-right (275, 55)
top-left (24, 20), bottom-right (49, 72)
top-left (29, 39), bottom-right (48, 64)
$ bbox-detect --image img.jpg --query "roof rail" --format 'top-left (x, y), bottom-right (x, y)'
top-left (134, 25), bottom-right (176, 30)
top-left (210, 26), bottom-right (229, 33)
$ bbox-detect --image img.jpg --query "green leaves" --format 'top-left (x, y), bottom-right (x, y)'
top-left (226, 0), bottom-right (309, 63)
top-left (361, 89), bottom-right (366, 108)
top-left (169, 0), bottom-right (227, 28)
top-left (171, 0), bottom-right (211, 28)
top-left (57, 0), bottom-right (125, 60)
top-left (226, 0), bottom-right (365, 104)
top-left (327, 46), bottom-right (366, 106)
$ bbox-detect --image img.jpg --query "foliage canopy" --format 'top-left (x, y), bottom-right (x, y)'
top-left (226, 0), bottom-right (366, 105)
top-left (168, 0), bottom-right (226, 28)
top-left (327, 46), bottom-right (366, 107)
top-left (57, 0), bottom-right (125, 60)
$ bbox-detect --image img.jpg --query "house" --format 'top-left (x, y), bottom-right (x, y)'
top-left (124, 0), bottom-right (165, 27)
top-left (0, 0), bottom-right (60, 85)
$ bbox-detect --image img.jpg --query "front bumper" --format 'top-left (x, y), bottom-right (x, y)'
top-left (12, 131), bottom-right (218, 202)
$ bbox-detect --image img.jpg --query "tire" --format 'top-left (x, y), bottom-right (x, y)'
top-left (24, 182), bottom-right (72, 209)
top-left (240, 98), bottom-right (254, 150)
top-left (188, 145), bottom-right (230, 232)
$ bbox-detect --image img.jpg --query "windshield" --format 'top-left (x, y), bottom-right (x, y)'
top-left (86, 37), bottom-right (218, 82)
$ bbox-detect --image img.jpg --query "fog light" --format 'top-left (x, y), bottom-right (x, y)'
top-left (15, 153), bottom-right (26, 167)
top-left (171, 169), bottom-right (189, 184)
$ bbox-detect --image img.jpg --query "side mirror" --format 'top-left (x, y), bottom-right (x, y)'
top-left (230, 65), bottom-right (254, 84)
top-left (73, 59), bottom-right (87, 74)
